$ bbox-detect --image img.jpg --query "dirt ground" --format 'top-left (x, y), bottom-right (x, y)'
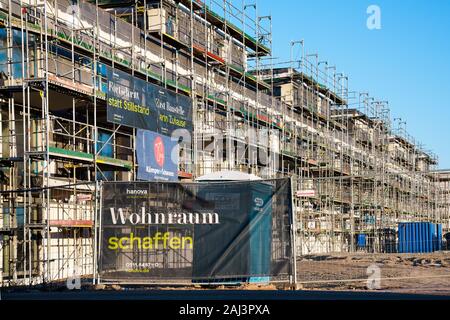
top-left (4, 253), bottom-right (450, 296)
top-left (82, 252), bottom-right (450, 295)
top-left (296, 252), bottom-right (450, 295)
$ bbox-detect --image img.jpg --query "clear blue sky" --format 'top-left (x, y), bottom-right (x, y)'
top-left (256, 0), bottom-right (450, 169)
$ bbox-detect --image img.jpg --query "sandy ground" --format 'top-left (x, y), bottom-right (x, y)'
top-left (3, 252), bottom-right (450, 297)
top-left (104, 252), bottom-right (450, 295)
top-left (296, 252), bottom-right (450, 295)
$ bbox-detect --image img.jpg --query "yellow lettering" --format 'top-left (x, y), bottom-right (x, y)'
top-left (182, 237), bottom-right (193, 249)
top-left (108, 237), bottom-right (119, 250)
top-left (108, 234), bottom-right (194, 250)
top-left (142, 237), bottom-right (153, 249)
top-left (169, 237), bottom-right (181, 249)
top-left (108, 97), bottom-right (122, 108)
top-left (129, 232), bottom-right (141, 249)
top-left (119, 237), bottom-right (129, 249)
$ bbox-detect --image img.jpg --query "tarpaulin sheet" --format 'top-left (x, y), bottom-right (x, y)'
top-left (98, 179), bottom-right (294, 283)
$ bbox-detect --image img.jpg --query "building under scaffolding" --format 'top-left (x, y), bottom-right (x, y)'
top-left (0, 0), bottom-right (447, 286)
top-left (435, 170), bottom-right (450, 242)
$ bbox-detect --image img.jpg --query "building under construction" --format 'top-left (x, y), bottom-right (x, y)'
top-left (0, 0), bottom-right (448, 286)
top-left (435, 169), bottom-right (450, 246)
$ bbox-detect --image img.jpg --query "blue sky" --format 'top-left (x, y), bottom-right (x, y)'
top-left (256, 0), bottom-right (450, 169)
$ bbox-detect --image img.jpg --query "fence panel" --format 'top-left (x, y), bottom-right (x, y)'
top-left (98, 178), bottom-right (294, 284)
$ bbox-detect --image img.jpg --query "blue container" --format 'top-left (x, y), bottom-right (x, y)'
top-left (357, 234), bottom-right (367, 248)
top-left (410, 223), bottom-right (415, 253)
top-left (408, 223), bottom-right (414, 253)
top-left (428, 222), bottom-right (435, 252)
top-left (420, 223), bottom-right (425, 252)
top-left (423, 223), bottom-right (428, 253)
top-left (428, 223), bottom-right (434, 253)
top-left (398, 222), bottom-right (443, 254)
top-left (409, 223), bottom-right (413, 253)
top-left (415, 222), bottom-right (424, 253)
top-left (414, 223), bottom-right (418, 252)
top-left (407, 223), bottom-right (413, 253)
top-left (416, 223), bottom-right (421, 253)
top-left (431, 223), bottom-right (436, 252)
top-left (425, 223), bottom-right (431, 253)
top-left (403, 224), bottom-right (408, 253)
top-left (413, 223), bottom-right (418, 253)
top-left (416, 222), bottom-right (424, 253)
top-left (418, 223), bottom-right (424, 253)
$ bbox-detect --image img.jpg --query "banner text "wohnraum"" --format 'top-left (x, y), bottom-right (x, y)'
top-left (109, 208), bottom-right (220, 225)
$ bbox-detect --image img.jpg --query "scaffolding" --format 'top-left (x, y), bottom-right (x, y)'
top-left (256, 57), bottom-right (442, 255)
top-left (0, 0), bottom-right (447, 286)
top-left (434, 170), bottom-right (450, 235)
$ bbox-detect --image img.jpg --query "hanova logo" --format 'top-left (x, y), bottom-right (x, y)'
top-left (126, 189), bottom-right (148, 196)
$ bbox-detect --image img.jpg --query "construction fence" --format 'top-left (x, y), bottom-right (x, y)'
top-left (96, 178), bottom-right (295, 285)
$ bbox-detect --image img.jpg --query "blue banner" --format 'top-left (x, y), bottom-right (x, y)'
top-left (136, 129), bottom-right (179, 182)
top-left (148, 82), bottom-right (193, 136)
top-left (107, 68), bottom-right (158, 132)
top-left (106, 66), bottom-right (192, 136)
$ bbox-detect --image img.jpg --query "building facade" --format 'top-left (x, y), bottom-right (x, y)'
top-left (435, 170), bottom-right (450, 235)
top-left (0, 0), bottom-right (445, 286)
